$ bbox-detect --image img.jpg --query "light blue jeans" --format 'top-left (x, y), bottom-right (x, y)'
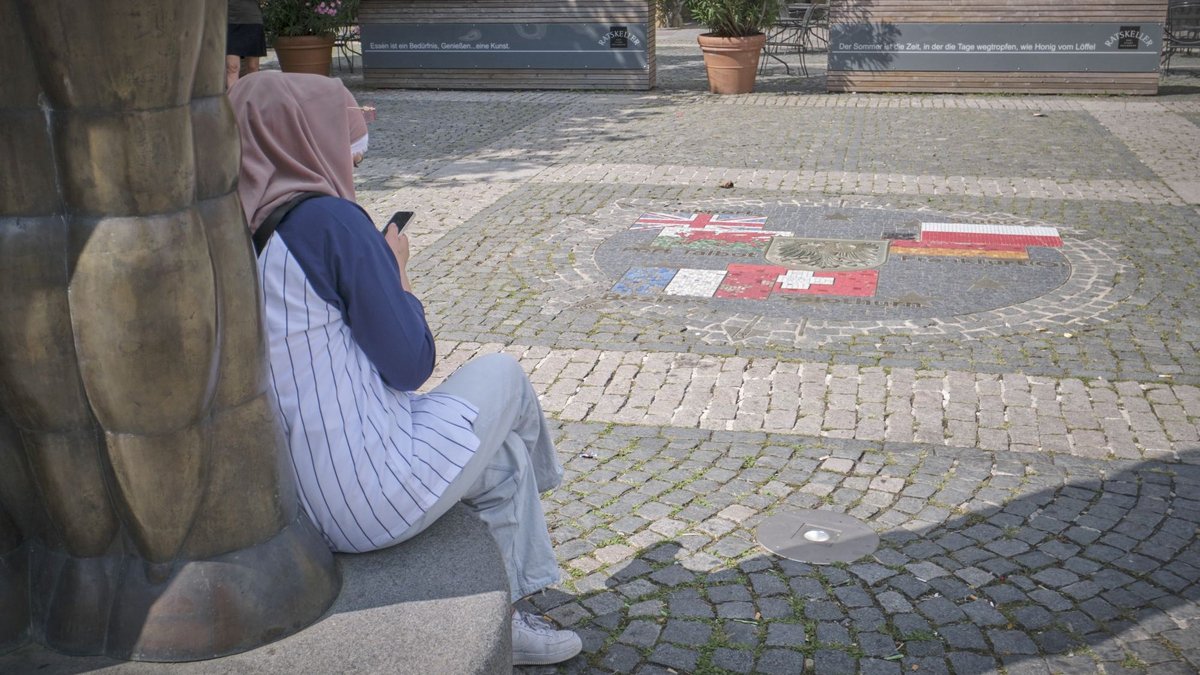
top-left (402, 353), bottom-right (563, 601)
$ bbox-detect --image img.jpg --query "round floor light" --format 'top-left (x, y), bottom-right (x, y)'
top-left (756, 510), bottom-right (880, 565)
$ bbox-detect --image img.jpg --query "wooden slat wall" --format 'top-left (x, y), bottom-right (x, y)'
top-left (361, 0), bottom-right (655, 90)
top-left (831, 0), bottom-right (1169, 23)
top-left (827, 0), bottom-right (1169, 94)
top-left (827, 72), bottom-right (1160, 95)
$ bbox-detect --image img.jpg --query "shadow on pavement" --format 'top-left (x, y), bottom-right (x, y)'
top-left (525, 449), bottom-right (1200, 674)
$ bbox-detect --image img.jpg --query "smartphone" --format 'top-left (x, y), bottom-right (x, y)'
top-left (384, 211), bottom-right (414, 236)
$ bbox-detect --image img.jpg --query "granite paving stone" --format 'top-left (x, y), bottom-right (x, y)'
top-left (721, 620), bottom-right (759, 647)
top-left (988, 629), bottom-right (1040, 655)
top-left (647, 644), bottom-right (697, 672)
top-left (659, 619), bottom-right (711, 647)
top-left (617, 620), bottom-right (661, 649)
top-left (813, 649), bottom-right (858, 674)
top-left (816, 622), bottom-right (852, 646)
top-left (849, 607), bottom-right (888, 633)
top-left (755, 649), bottom-right (806, 675)
top-left (600, 644), bottom-right (641, 672)
top-left (766, 622), bottom-right (807, 648)
top-left (859, 659), bottom-right (904, 675)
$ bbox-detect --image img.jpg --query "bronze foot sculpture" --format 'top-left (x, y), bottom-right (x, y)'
top-left (0, 0), bottom-right (340, 660)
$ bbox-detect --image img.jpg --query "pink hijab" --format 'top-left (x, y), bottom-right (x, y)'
top-left (229, 71), bottom-right (368, 232)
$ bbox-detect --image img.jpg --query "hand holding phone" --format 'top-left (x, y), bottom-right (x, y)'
top-left (382, 211), bottom-right (415, 284)
top-left (385, 211), bottom-right (414, 237)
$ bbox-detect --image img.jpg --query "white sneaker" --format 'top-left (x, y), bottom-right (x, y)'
top-left (511, 610), bottom-right (583, 666)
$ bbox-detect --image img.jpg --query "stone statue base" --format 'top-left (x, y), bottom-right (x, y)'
top-left (0, 505), bottom-right (512, 673)
top-left (22, 514), bottom-right (337, 661)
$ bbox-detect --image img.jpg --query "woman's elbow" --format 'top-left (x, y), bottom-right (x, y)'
top-left (382, 335), bottom-right (435, 391)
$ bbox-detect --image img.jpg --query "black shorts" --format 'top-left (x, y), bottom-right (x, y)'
top-left (227, 23), bottom-right (267, 58)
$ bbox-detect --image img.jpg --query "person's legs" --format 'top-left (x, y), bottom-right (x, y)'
top-left (426, 353), bottom-right (563, 600)
top-left (414, 353), bottom-right (579, 666)
top-left (241, 56), bottom-right (260, 77)
top-left (225, 55), bottom-right (241, 89)
top-left (383, 353), bottom-right (562, 593)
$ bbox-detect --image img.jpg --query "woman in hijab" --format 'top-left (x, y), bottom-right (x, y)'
top-left (228, 71), bottom-right (581, 667)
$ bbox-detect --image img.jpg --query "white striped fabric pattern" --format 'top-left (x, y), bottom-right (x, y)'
top-left (257, 235), bottom-right (479, 553)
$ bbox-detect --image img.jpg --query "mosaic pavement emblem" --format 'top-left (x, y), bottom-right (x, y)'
top-left (539, 200), bottom-right (1127, 345)
top-left (601, 208), bottom-right (1070, 312)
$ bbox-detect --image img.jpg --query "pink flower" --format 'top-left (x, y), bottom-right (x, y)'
top-left (312, 0), bottom-right (340, 15)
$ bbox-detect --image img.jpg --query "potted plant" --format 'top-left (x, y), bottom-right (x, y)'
top-left (262, 0), bottom-right (359, 76)
top-left (688, 0), bottom-right (781, 94)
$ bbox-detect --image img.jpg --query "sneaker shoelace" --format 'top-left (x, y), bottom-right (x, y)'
top-left (515, 611), bottom-right (558, 636)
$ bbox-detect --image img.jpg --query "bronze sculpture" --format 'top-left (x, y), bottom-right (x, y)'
top-left (0, 0), bottom-right (340, 661)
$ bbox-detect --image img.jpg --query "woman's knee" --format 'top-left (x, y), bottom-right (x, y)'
top-left (434, 352), bottom-right (535, 434)
top-left (470, 353), bottom-right (530, 395)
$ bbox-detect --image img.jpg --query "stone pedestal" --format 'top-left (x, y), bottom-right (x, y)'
top-left (0, 505), bottom-right (512, 673)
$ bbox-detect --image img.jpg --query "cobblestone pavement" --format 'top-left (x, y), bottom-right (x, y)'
top-left (340, 30), bottom-right (1200, 674)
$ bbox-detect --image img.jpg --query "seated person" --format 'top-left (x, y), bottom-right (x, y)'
top-left (228, 71), bottom-right (581, 667)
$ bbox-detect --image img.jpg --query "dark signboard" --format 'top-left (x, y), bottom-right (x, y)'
top-left (829, 23), bottom-right (1163, 72)
top-left (361, 23), bottom-right (650, 70)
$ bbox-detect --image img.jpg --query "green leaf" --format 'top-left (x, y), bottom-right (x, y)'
top-left (687, 0), bottom-right (782, 37)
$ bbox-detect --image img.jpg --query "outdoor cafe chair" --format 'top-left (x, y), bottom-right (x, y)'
top-left (761, 3), bottom-right (814, 76)
top-left (803, 2), bottom-right (829, 52)
top-left (1163, 0), bottom-right (1200, 72)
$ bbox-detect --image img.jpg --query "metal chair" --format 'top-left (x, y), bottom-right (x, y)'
top-left (333, 23), bottom-right (361, 72)
top-left (760, 3), bottom-right (813, 76)
top-left (803, 3), bottom-right (829, 52)
top-left (1163, 0), bottom-right (1200, 72)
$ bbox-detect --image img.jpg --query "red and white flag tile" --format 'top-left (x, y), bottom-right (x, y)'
top-left (715, 264), bottom-right (879, 300)
top-left (890, 222), bottom-right (1062, 259)
top-left (920, 223), bottom-right (1062, 247)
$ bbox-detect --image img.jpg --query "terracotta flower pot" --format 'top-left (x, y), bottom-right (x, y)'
top-left (697, 33), bottom-right (767, 95)
top-left (273, 34), bottom-right (335, 76)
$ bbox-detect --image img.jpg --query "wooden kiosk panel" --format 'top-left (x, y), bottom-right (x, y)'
top-left (827, 0), bottom-right (1169, 94)
top-left (360, 0), bottom-right (655, 90)
top-left (830, 1), bottom-right (1170, 23)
